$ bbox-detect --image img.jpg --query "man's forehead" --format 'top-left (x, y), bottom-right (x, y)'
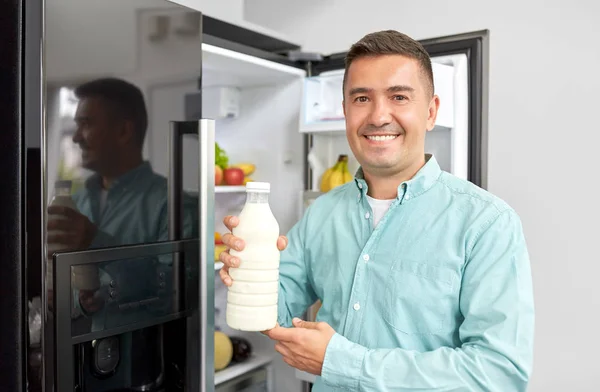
top-left (345, 55), bottom-right (427, 93)
top-left (348, 55), bottom-right (420, 78)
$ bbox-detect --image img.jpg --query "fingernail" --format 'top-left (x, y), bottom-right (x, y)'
top-left (225, 278), bottom-right (231, 286)
top-left (293, 317), bottom-right (301, 323)
top-left (231, 258), bottom-right (238, 267)
top-left (235, 241), bottom-right (242, 249)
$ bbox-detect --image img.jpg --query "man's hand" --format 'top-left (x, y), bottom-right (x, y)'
top-left (264, 318), bottom-right (336, 376)
top-left (218, 215), bottom-right (288, 286)
top-left (47, 206), bottom-right (97, 253)
top-left (79, 289), bottom-right (103, 314)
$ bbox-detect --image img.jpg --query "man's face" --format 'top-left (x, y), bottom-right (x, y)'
top-left (72, 97), bottom-right (121, 172)
top-left (343, 55), bottom-right (439, 177)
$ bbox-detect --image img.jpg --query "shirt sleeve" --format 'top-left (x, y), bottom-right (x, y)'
top-left (277, 206), bottom-right (319, 328)
top-left (321, 209), bottom-right (535, 391)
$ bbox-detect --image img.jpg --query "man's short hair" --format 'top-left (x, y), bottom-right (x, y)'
top-left (74, 78), bottom-right (148, 146)
top-left (343, 30), bottom-right (434, 98)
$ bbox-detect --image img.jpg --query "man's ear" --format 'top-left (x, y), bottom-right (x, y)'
top-left (426, 95), bottom-right (440, 132)
top-left (118, 119), bottom-right (136, 145)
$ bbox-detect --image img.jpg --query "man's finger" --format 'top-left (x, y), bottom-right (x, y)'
top-left (219, 248), bottom-right (239, 269)
top-left (264, 325), bottom-right (298, 342)
top-left (274, 341), bottom-right (293, 358)
top-left (222, 233), bottom-right (245, 252)
top-left (48, 205), bottom-right (77, 218)
top-left (277, 236), bottom-right (288, 251)
top-left (219, 265), bottom-right (233, 286)
top-left (292, 317), bottom-right (320, 330)
top-left (47, 219), bottom-right (74, 231)
top-left (223, 215), bottom-right (239, 232)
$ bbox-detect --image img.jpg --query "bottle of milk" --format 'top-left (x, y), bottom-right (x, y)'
top-left (47, 180), bottom-right (100, 292)
top-left (227, 182), bottom-right (280, 331)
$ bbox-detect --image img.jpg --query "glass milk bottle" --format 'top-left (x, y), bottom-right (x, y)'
top-left (47, 180), bottom-right (100, 292)
top-left (227, 182), bottom-right (280, 331)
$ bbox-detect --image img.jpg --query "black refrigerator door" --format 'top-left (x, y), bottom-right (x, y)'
top-left (0, 0), bottom-right (25, 391)
top-left (420, 31), bottom-right (489, 189)
top-left (308, 30), bottom-right (489, 188)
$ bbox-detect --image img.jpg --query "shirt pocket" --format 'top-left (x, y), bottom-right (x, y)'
top-left (383, 260), bottom-right (456, 335)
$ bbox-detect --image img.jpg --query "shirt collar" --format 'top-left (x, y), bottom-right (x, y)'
top-left (85, 161), bottom-right (154, 193)
top-left (354, 154), bottom-right (441, 202)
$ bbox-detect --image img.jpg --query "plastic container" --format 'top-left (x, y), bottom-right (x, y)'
top-left (227, 182), bottom-right (280, 331)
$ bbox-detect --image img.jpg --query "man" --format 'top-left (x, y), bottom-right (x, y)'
top-left (46, 78), bottom-right (196, 390)
top-left (219, 30), bottom-right (535, 391)
top-left (47, 77), bottom-right (196, 251)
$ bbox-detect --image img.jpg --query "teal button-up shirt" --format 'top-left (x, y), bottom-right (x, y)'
top-left (70, 162), bottom-right (197, 389)
top-left (73, 161), bottom-right (197, 249)
top-left (277, 155), bottom-right (535, 391)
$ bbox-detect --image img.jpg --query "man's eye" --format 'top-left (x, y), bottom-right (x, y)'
top-left (354, 96), bottom-right (369, 103)
top-left (393, 95), bottom-right (407, 101)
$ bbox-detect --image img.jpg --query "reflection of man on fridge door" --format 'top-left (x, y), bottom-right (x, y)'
top-left (47, 77), bottom-right (196, 312)
top-left (46, 78), bottom-right (197, 389)
top-left (219, 30), bottom-right (535, 391)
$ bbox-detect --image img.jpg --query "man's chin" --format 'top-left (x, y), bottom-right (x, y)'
top-left (80, 159), bottom-right (97, 171)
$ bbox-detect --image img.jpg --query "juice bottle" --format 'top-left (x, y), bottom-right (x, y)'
top-left (47, 180), bottom-right (100, 292)
top-left (227, 182), bottom-right (280, 331)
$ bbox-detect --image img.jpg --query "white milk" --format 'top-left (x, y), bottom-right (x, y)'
top-left (47, 180), bottom-right (100, 292)
top-left (227, 182), bottom-right (280, 331)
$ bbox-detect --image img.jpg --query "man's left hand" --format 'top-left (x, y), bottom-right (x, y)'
top-left (264, 318), bottom-right (336, 375)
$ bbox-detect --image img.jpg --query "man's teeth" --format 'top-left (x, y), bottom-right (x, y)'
top-left (366, 135), bottom-right (398, 141)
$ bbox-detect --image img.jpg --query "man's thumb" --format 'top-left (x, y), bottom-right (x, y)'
top-left (292, 317), bottom-right (319, 329)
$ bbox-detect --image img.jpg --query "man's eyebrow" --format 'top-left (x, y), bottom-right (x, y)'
top-left (348, 85), bottom-right (416, 95)
top-left (388, 85), bottom-right (415, 93)
top-left (348, 87), bottom-right (372, 95)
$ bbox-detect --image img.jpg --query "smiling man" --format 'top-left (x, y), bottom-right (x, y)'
top-left (219, 30), bottom-right (535, 391)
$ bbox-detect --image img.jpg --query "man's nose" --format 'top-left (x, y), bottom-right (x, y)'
top-left (72, 129), bottom-right (82, 144)
top-left (367, 99), bottom-right (393, 128)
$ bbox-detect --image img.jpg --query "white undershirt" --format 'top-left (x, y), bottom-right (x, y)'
top-left (366, 195), bottom-right (395, 228)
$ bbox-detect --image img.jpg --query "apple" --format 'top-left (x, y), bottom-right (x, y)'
top-left (223, 167), bottom-right (244, 186)
top-left (215, 166), bottom-right (223, 185)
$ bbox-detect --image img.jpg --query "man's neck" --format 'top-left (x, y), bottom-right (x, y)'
top-left (364, 156), bottom-right (426, 200)
top-left (101, 156), bottom-right (144, 189)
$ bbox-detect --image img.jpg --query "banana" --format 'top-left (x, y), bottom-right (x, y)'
top-left (320, 155), bottom-right (354, 192)
top-left (231, 163), bottom-right (256, 176)
top-left (342, 161), bottom-right (354, 183)
top-left (328, 163), bottom-right (346, 190)
top-left (320, 163), bottom-right (338, 192)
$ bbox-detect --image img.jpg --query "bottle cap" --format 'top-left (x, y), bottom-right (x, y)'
top-left (245, 182), bottom-right (270, 192)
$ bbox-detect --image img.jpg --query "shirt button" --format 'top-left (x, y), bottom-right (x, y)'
top-left (405, 193), bottom-right (410, 200)
top-left (358, 183), bottom-right (363, 189)
top-left (365, 212), bottom-right (370, 219)
top-left (353, 302), bottom-right (360, 311)
top-left (363, 254), bottom-right (369, 261)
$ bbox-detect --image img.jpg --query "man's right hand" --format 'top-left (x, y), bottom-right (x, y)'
top-left (218, 215), bottom-right (288, 287)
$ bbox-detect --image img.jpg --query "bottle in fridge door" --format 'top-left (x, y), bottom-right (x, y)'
top-left (227, 182), bottom-right (280, 331)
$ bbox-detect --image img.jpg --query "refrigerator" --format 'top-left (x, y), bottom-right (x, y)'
top-left (0, 0), bottom-right (488, 391)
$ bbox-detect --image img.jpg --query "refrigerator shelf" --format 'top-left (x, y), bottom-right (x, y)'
top-left (215, 185), bottom-right (246, 193)
top-left (214, 352), bottom-right (275, 386)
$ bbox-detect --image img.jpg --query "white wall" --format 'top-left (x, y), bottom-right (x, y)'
top-left (245, 0), bottom-right (600, 391)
